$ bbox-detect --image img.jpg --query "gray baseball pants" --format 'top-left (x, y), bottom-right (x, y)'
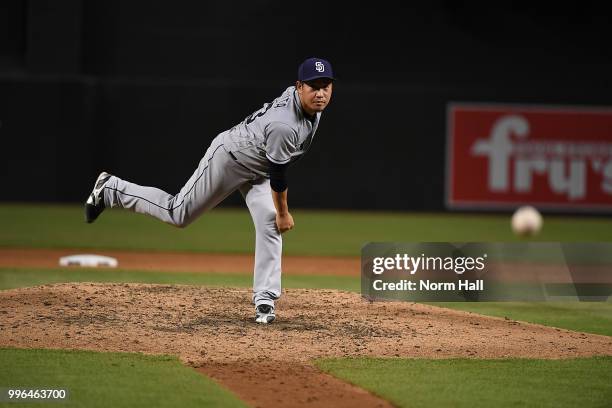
top-left (102, 135), bottom-right (281, 308)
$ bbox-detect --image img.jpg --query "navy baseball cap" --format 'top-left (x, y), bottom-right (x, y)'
top-left (297, 57), bottom-right (335, 82)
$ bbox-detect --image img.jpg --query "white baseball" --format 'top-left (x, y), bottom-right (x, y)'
top-left (511, 206), bottom-right (543, 237)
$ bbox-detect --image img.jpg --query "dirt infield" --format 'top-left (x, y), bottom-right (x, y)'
top-left (199, 362), bottom-right (392, 408)
top-left (2, 282), bottom-right (612, 407)
top-left (0, 248), bottom-right (358, 276)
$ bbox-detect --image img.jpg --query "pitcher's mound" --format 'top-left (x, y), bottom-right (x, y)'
top-left (1, 283), bottom-right (611, 365)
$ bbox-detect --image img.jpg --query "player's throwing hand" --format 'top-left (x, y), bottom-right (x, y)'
top-left (276, 212), bottom-right (294, 233)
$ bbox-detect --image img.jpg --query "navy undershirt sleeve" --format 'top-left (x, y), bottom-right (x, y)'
top-left (268, 160), bottom-right (289, 192)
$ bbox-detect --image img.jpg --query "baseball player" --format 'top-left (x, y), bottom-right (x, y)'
top-left (85, 57), bottom-right (334, 324)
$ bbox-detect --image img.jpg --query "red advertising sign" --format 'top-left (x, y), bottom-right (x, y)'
top-left (446, 103), bottom-right (612, 210)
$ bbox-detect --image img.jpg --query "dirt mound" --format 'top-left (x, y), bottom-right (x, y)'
top-left (2, 283), bottom-right (611, 363)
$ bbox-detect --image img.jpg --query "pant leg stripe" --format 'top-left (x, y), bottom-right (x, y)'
top-left (105, 144), bottom-right (225, 213)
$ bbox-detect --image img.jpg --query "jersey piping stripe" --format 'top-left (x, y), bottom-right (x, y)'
top-left (103, 143), bottom-right (225, 213)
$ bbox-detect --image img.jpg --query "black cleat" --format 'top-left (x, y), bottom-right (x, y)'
top-left (85, 171), bottom-right (112, 223)
top-left (255, 304), bottom-right (276, 324)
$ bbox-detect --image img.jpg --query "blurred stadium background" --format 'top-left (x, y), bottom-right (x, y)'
top-left (1, 1), bottom-right (611, 212)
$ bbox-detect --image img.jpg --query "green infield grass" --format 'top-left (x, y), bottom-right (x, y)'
top-left (316, 357), bottom-right (612, 408)
top-left (430, 301), bottom-right (612, 337)
top-left (0, 348), bottom-right (246, 408)
top-left (2, 204), bottom-right (612, 256)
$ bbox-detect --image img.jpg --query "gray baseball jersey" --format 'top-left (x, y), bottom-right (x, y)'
top-left (221, 86), bottom-right (321, 176)
top-left (101, 85), bottom-right (321, 311)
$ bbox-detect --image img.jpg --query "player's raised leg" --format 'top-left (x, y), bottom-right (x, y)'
top-left (240, 178), bottom-right (281, 323)
top-left (86, 136), bottom-right (254, 227)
